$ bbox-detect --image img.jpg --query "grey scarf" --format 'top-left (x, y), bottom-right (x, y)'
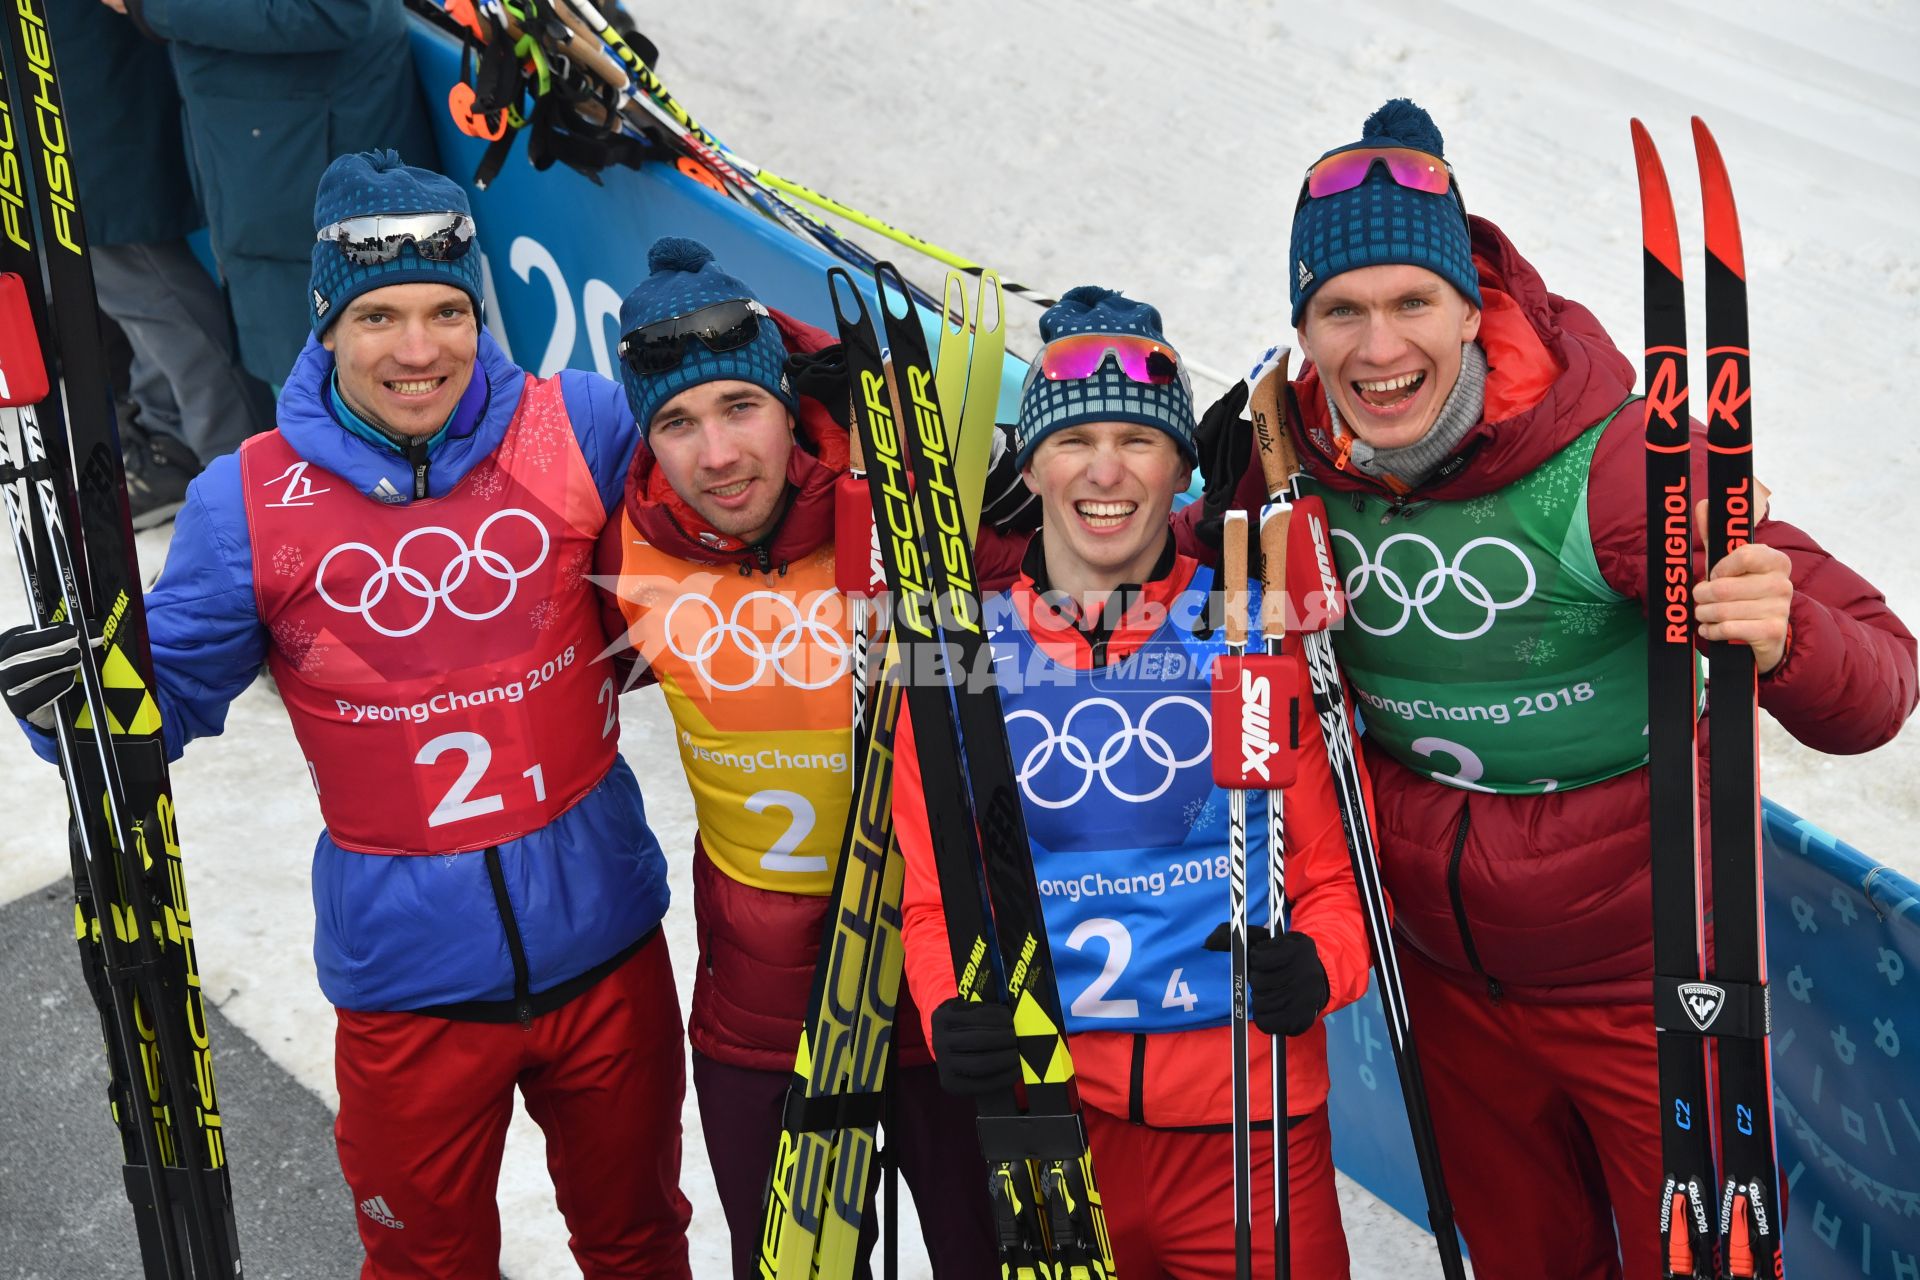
top-left (1326, 342), bottom-right (1487, 490)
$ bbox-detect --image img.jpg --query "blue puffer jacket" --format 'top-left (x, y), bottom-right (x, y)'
top-left (32, 330), bottom-right (669, 1014)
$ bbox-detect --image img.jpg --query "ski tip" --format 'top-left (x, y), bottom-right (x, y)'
top-left (1691, 117), bottom-right (1747, 281)
top-left (1630, 119), bottom-right (1683, 278)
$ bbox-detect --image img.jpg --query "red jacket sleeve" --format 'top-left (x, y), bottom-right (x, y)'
top-left (891, 696), bottom-right (961, 1047)
top-left (1588, 406), bottom-right (1918, 753)
top-left (1279, 646), bottom-right (1374, 1019)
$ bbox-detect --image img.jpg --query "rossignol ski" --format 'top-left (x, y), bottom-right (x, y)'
top-left (1245, 348), bottom-right (1468, 1280)
top-left (0, 5), bottom-right (240, 1277)
top-left (1631, 118), bottom-right (1721, 1280)
top-left (1634, 116), bottom-right (1784, 1280)
top-left (758, 270), bottom-right (1006, 1280)
top-left (833, 261), bottom-right (1113, 1280)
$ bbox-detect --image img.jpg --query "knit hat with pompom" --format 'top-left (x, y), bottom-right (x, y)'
top-left (1015, 285), bottom-right (1196, 469)
top-left (616, 236), bottom-right (795, 439)
top-left (1288, 98), bottom-right (1481, 325)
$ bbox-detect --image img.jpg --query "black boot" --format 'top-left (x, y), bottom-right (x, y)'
top-left (124, 431), bottom-right (202, 530)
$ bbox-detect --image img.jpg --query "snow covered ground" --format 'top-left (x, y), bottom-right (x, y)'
top-left (3, 1), bottom-right (1916, 1276)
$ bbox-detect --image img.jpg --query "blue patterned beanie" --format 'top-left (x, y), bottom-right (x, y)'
top-left (1015, 286), bottom-right (1196, 469)
top-left (617, 237), bottom-right (795, 439)
top-left (309, 150), bottom-right (483, 334)
top-left (1288, 99), bottom-right (1481, 326)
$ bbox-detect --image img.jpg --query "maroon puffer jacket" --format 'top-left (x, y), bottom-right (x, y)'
top-left (1283, 217), bottom-right (1917, 1004)
top-left (599, 309), bottom-right (1028, 1069)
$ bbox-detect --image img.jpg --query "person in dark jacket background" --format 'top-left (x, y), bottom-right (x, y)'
top-left (110, 0), bottom-right (440, 388)
top-left (50, 1), bottom-right (273, 526)
top-left (1231, 98), bottom-right (1918, 1280)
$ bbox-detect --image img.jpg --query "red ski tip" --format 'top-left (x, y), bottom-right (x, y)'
top-left (1692, 117), bottom-right (1747, 280)
top-left (1630, 120), bottom-right (1683, 278)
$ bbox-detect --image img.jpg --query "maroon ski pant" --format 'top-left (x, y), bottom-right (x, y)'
top-left (691, 1051), bottom-right (997, 1280)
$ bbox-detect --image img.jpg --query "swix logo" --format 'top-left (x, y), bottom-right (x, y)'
top-left (1239, 668), bottom-right (1280, 782)
top-left (1706, 353), bottom-right (1751, 430)
top-left (261, 460), bottom-right (331, 508)
top-left (1678, 981), bottom-right (1726, 1032)
top-left (1645, 350), bottom-right (1687, 430)
top-left (1308, 510), bottom-right (1338, 599)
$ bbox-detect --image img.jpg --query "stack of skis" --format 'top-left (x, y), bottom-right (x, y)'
top-left (0, 6), bottom-right (241, 1279)
top-left (1635, 118), bottom-right (1785, 1280)
top-left (753, 258), bottom-right (1116, 1278)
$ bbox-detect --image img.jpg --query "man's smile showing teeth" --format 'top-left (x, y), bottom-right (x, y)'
top-left (1354, 372), bottom-right (1425, 407)
top-left (1076, 500), bottom-right (1137, 529)
top-left (709, 479), bottom-right (752, 498)
top-left (386, 377), bottom-right (445, 396)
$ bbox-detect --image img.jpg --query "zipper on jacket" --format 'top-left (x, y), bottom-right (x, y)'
top-left (1444, 809), bottom-right (1503, 1004)
top-left (406, 437), bottom-right (431, 500)
top-left (482, 847), bottom-right (535, 1028)
top-left (1128, 1034), bottom-right (1147, 1124)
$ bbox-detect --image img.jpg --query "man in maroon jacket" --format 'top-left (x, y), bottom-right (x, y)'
top-left (1257, 99), bottom-right (1917, 1279)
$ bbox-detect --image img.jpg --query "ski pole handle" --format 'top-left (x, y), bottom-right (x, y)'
top-left (1246, 346), bottom-right (1296, 500)
top-left (1223, 510), bottom-right (1249, 647)
top-left (1259, 504), bottom-right (1290, 640)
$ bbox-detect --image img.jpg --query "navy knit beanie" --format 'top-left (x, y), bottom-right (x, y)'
top-left (617, 237), bottom-right (795, 439)
top-left (309, 150), bottom-right (482, 334)
top-left (1015, 286), bottom-right (1196, 469)
top-left (1288, 99), bottom-right (1481, 326)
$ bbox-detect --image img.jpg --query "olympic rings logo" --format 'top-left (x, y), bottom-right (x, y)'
top-left (1331, 530), bottom-right (1536, 640)
top-left (662, 590), bottom-right (850, 692)
top-left (1007, 695), bottom-right (1210, 810)
top-left (315, 509), bottom-right (550, 638)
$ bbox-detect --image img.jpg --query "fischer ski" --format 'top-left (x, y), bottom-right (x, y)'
top-left (1631, 118), bottom-right (1721, 1280)
top-left (758, 270), bottom-right (1007, 1280)
top-left (0, 5), bottom-right (240, 1277)
top-left (1245, 347), bottom-right (1468, 1280)
top-left (834, 261), bottom-right (1113, 1279)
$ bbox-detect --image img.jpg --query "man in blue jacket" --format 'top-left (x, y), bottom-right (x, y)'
top-left (2, 151), bottom-right (690, 1278)
top-left (110, 0), bottom-right (439, 387)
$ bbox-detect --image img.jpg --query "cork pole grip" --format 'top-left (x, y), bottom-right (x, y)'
top-left (1223, 510), bottom-right (1249, 648)
top-left (1259, 506), bottom-right (1290, 638)
top-left (1247, 347), bottom-right (1297, 500)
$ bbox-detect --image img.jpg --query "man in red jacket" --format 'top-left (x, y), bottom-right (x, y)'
top-left (595, 238), bottom-right (1005, 1279)
top-left (895, 286), bottom-right (1374, 1277)
top-left (1264, 99), bottom-right (1918, 1279)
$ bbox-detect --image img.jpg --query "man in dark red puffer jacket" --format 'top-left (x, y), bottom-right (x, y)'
top-left (1244, 99), bottom-right (1917, 1280)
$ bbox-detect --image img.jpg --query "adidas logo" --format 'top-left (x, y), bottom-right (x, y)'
top-left (312, 288), bottom-right (331, 319)
top-left (358, 1194), bottom-right (405, 1230)
top-left (370, 476), bottom-right (404, 505)
top-left (1678, 981), bottom-right (1726, 1032)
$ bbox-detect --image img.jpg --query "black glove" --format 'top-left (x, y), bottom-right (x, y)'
top-left (1203, 922), bottom-right (1330, 1038)
top-left (786, 343), bottom-right (852, 429)
top-left (1192, 382), bottom-right (1252, 552)
top-left (929, 996), bottom-right (1019, 1097)
top-left (980, 421), bottom-right (1041, 534)
top-left (1, 620), bottom-right (87, 732)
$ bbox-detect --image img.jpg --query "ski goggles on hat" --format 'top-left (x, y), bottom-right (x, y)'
top-left (1022, 332), bottom-right (1188, 393)
top-left (1296, 146), bottom-right (1469, 225)
top-left (618, 298), bottom-right (770, 376)
top-left (316, 211), bottom-right (478, 266)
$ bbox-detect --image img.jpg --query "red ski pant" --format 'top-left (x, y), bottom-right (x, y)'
top-left (333, 934), bottom-right (693, 1279)
top-left (1401, 947), bottom-right (1662, 1280)
top-left (1086, 1101), bottom-right (1349, 1279)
